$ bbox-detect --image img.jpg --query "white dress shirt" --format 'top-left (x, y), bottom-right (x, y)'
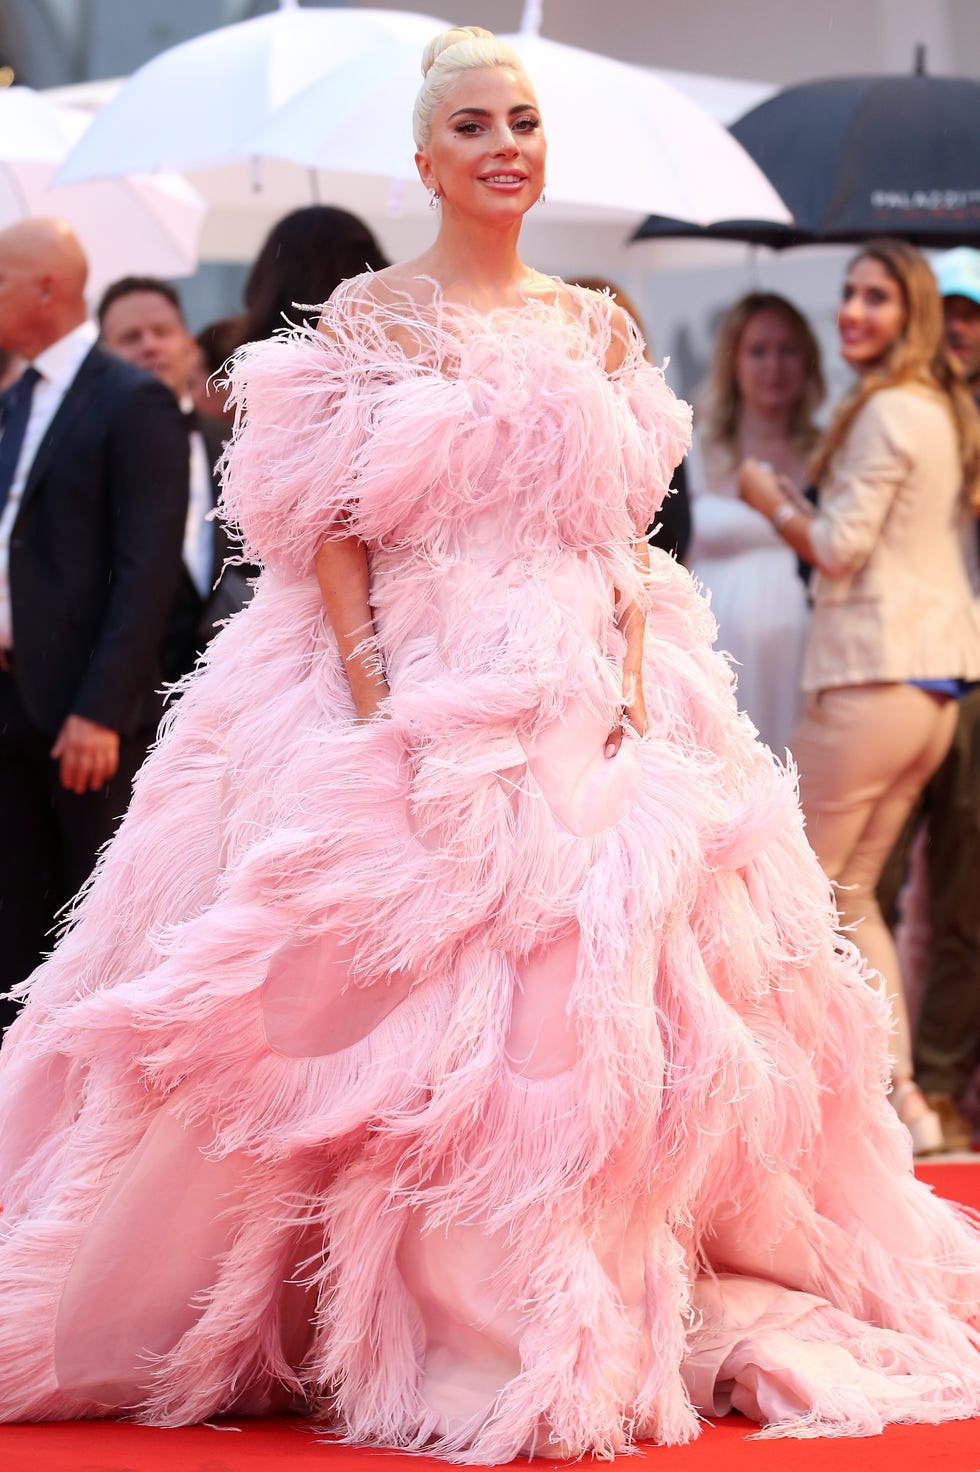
top-left (0, 320), bottom-right (98, 649)
top-left (181, 396), bottom-right (215, 601)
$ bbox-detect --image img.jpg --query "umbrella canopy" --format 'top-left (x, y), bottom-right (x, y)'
top-left (57, 1), bottom-right (789, 245)
top-left (0, 86), bottom-right (206, 295)
top-left (634, 63), bottom-right (980, 250)
top-left (56, 6), bottom-right (450, 189)
top-left (247, 18), bottom-right (791, 228)
top-left (632, 216), bottom-right (810, 250)
top-left (53, 5), bottom-right (458, 261)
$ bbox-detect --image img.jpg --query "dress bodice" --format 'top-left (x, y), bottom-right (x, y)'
top-left (219, 274), bottom-right (692, 581)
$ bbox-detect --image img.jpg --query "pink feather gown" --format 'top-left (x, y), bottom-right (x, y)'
top-left (0, 276), bottom-right (978, 1461)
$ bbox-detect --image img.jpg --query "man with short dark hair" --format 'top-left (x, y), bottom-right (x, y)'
top-left (0, 222), bottom-right (187, 1017)
top-left (98, 275), bottom-right (251, 685)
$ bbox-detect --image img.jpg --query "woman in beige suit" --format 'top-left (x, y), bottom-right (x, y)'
top-left (739, 239), bottom-right (980, 1155)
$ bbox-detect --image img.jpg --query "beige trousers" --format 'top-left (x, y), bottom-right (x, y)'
top-left (792, 682), bottom-right (958, 1081)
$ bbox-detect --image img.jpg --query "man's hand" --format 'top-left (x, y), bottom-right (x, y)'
top-left (51, 715), bottom-right (120, 794)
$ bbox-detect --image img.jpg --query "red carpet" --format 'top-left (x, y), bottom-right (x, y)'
top-left (0, 1162), bottom-right (975, 1472)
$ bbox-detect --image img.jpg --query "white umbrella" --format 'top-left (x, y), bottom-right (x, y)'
top-left (56, 4), bottom-right (450, 186)
top-left (0, 86), bottom-right (206, 297)
top-left (54, 3), bottom-right (452, 264)
top-left (503, 21), bottom-right (789, 225)
top-left (242, 3), bottom-right (790, 228)
top-left (57, 1), bottom-right (788, 244)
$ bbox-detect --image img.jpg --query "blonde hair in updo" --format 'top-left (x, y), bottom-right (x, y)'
top-left (413, 26), bottom-right (532, 149)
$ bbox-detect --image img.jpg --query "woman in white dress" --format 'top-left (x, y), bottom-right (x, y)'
top-left (689, 294), bottom-right (824, 753)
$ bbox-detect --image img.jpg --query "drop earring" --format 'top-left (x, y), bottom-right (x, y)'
top-left (536, 187), bottom-right (547, 206)
top-left (428, 188), bottom-right (440, 211)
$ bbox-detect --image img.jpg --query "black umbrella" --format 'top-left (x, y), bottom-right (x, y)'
top-left (633, 54), bottom-right (980, 250)
top-left (632, 215), bottom-right (812, 250)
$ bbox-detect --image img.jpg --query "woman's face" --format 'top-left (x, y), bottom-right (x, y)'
top-left (415, 66), bottom-right (546, 224)
top-left (837, 256), bottom-right (907, 370)
top-left (734, 310), bottom-right (808, 416)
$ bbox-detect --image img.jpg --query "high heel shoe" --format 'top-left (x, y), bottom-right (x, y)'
top-left (890, 1079), bottom-right (944, 1156)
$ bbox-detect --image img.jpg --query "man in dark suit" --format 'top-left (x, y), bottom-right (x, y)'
top-left (0, 220), bottom-right (188, 1019)
top-left (98, 276), bottom-right (252, 686)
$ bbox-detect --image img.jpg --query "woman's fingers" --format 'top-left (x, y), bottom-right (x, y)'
top-left (604, 724), bottom-right (624, 758)
top-left (607, 693), bottom-right (649, 756)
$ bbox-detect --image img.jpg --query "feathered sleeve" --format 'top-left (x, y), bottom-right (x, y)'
top-left (218, 280), bottom-right (381, 576)
top-left (216, 328), bottom-right (359, 574)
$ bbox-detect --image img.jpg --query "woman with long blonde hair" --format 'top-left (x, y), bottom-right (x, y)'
top-left (740, 239), bottom-right (980, 1155)
top-left (690, 292), bottom-right (824, 752)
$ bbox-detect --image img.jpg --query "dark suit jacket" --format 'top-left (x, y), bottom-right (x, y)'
top-left (159, 410), bottom-right (255, 686)
top-left (8, 345), bottom-right (188, 737)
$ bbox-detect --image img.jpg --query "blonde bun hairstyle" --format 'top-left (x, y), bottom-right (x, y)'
top-left (413, 26), bottom-right (532, 148)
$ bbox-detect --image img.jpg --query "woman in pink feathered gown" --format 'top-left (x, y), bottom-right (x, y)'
top-left (0, 25), bottom-right (979, 1462)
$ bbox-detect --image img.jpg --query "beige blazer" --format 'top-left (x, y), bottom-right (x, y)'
top-left (802, 383), bottom-right (980, 693)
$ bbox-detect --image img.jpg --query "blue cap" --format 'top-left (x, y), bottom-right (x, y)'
top-left (933, 248), bottom-right (980, 307)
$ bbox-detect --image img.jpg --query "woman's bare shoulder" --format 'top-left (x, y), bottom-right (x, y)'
top-left (351, 264), bottom-right (443, 311)
top-left (315, 268), bottom-right (437, 355)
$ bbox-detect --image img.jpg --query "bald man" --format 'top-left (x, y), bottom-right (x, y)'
top-left (0, 220), bottom-right (187, 1020)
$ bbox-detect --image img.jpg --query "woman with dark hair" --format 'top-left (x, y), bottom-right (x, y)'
top-left (690, 292), bottom-right (825, 753)
top-left (740, 239), bottom-right (980, 1155)
top-left (240, 204), bottom-right (389, 343)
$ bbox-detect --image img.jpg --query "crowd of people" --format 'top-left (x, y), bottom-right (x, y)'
top-left (5, 208), bottom-right (972, 1149)
top-left (0, 20), bottom-right (978, 1456)
top-left (687, 244), bottom-right (980, 1158)
top-left (568, 251), bottom-right (980, 1164)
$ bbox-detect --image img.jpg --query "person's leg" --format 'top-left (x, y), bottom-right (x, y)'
top-left (792, 685), bottom-right (958, 1150)
top-left (876, 800), bottom-right (923, 929)
top-left (892, 822), bottom-right (931, 1031)
top-left (48, 730), bottom-right (149, 916)
top-left (914, 689), bottom-right (980, 1133)
top-left (824, 691), bottom-right (958, 1082)
top-left (0, 671), bottom-right (60, 1026)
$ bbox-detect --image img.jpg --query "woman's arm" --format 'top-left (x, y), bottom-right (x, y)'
top-left (738, 396), bottom-right (912, 578)
top-left (607, 539), bottom-right (650, 757)
top-left (737, 459), bottom-right (821, 570)
top-left (314, 535), bottom-right (390, 720)
top-left (692, 487), bottom-right (793, 558)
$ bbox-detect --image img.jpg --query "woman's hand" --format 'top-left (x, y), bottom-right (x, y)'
top-left (607, 539), bottom-right (651, 757)
top-left (737, 456), bottom-right (819, 567)
top-left (352, 680), bottom-right (391, 723)
top-left (737, 458), bottom-right (806, 515)
top-left (604, 678), bottom-right (648, 758)
top-left (737, 457), bottom-right (783, 518)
